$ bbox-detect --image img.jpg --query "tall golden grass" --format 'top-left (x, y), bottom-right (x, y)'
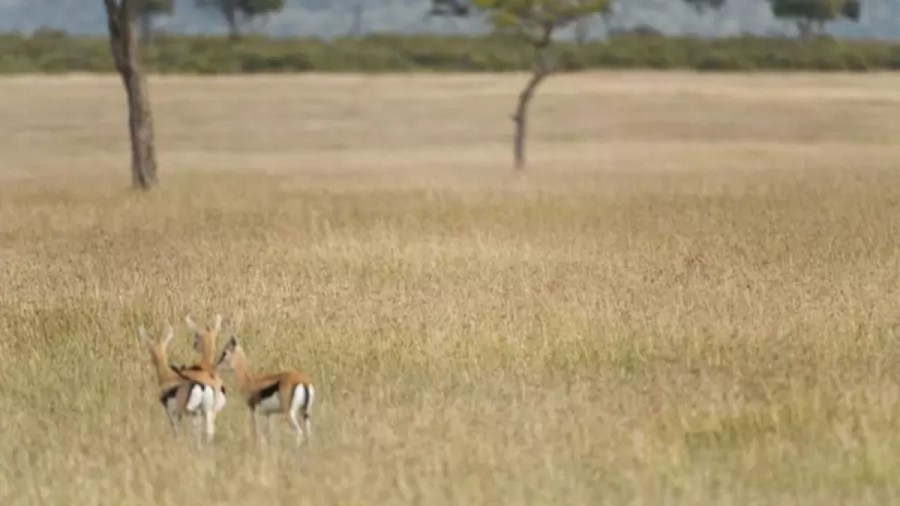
top-left (2, 72), bottom-right (900, 505)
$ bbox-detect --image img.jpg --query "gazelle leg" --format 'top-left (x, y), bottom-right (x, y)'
top-left (303, 412), bottom-right (312, 444)
top-left (289, 410), bottom-right (305, 447)
top-left (191, 414), bottom-right (203, 448)
top-left (267, 414), bottom-right (278, 445)
top-left (166, 409), bottom-right (180, 438)
top-left (251, 409), bottom-right (264, 443)
top-left (205, 409), bottom-right (216, 445)
top-left (215, 389), bottom-right (227, 414)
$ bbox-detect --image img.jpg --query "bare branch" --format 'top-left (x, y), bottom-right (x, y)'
top-left (536, 21), bottom-right (554, 49)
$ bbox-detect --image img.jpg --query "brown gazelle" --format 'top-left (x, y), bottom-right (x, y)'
top-left (182, 314), bottom-right (228, 421)
top-left (216, 335), bottom-right (315, 446)
top-left (137, 324), bottom-right (219, 445)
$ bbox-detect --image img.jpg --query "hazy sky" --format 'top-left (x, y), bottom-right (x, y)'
top-left (0, 0), bottom-right (896, 40)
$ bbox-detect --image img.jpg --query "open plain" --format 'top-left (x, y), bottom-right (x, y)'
top-left (2, 72), bottom-right (900, 505)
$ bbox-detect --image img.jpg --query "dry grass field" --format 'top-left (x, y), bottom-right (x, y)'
top-left (3, 71), bottom-right (900, 505)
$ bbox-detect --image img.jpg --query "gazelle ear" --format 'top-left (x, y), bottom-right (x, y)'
top-left (216, 336), bottom-right (233, 362)
top-left (138, 326), bottom-right (152, 346)
top-left (185, 315), bottom-right (198, 333)
top-left (163, 324), bottom-right (174, 346)
top-left (213, 314), bottom-right (223, 334)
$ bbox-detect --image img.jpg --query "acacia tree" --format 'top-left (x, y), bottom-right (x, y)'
top-left (197, 0), bottom-right (286, 39)
top-left (137, 0), bottom-right (173, 43)
top-left (768, 0), bottom-right (861, 38)
top-left (436, 0), bottom-right (727, 170)
top-left (683, 0), bottom-right (725, 12)
top-left (430, 0), bottom-right (472, 15)
top-left (103, 0), bottom-right (158, 190)
top-left (437, 0), bottom-right (613, 170)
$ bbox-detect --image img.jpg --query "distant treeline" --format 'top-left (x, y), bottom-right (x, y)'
top-left (2, 30), bottom-right (900, 74)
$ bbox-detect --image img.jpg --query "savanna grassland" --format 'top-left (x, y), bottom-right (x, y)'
top-left (3, 72), bottom-right (900, 505)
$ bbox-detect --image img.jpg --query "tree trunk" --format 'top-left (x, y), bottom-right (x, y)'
top-left (349, 3), bottom-right (364, 38)
top-left (574, 18), bottom-right (589, 45)
top-left (123, 61), bottom-right (157, 189)
top-left (796, 18), bottom-right (813, 40)
top-left (104, 0), bottom-right (158, 190)
top-left (512, 69), bottom-right (549, 170)
top-left (222, 0), bottom-right (241, 40)
top-left (509, 25), bottom-right (556, 171)
top-left (601, 11), bottom-right (615, 39)
top-left (139, 11), bottom-right (154, 45)
top-left (815, 20), bottom-right (826, 37)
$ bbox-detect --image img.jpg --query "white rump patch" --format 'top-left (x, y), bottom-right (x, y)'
top-left (215, 388), bottom-right (227, 413)
top-left (201, 386), bottom-right (216, 413)
top-left (291, 384), bottom-right (313, 416)
top-left (306, 385), bottom-right (315, 412)
top-left (185, 385), bottom-right (205, 412)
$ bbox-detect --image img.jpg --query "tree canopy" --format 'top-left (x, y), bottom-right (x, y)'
top-left (237, 0), bottom-right (285, 16)
top-left (431, 0), bottom-right (732, 37)
top-left (480, 0), bottom-right (613, 42)
top-left (197, 0), bottom-right (286, 38)
top-left (137, 0), bottom-right (174, 15)
top-left (430, 0), bottom-right (472, 16)
top-left (768, 0), bottom-right (861, 38)
top-left (682, 0), bottom-right (726, 13)
top-left (136, 0), bottom-right (173, 42)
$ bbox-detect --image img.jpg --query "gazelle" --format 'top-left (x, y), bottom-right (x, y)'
top-left (137, 324), bottom-right (219, 445)
top-left (180, 314), bottom-right (228, 422)
top-left (216, 335), bottom-right (315, 446)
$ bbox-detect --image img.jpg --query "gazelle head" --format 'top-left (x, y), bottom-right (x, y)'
top-left (216, 335), bottom-right (242, 371)
top-left (185, 314), bottom-right (223, 366)
top-left (137, 324), bottom-right (180, 388)
top-left (138, 324), bottom-right (174, 361)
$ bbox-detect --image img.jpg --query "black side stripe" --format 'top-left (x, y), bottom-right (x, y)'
top-left (171, 364), bottom-right (204, 376)
top-left (159, 386), bottom-right (178, 407)
top-left (259, 382), bottom-right (280, 401)
top-left (170, 365), bottom-right (190, 380)
top-left (170, 366), bottom-right (205, 390)
top-left (167, 366), bottom-right (204, 399)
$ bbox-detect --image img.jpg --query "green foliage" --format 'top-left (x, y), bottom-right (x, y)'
top-left (430, 0), bottom-right (472, 16)
top-left (682, 0), bottom-right (726, 12)
top-left (137, 0), bottom-right (174, 14)
top-left (197, 0), bottom-right (285, 38)
top-left (198, 0), bottom-right (285, 16)
top-left (842, 0), bottom-right (861, 19)
top-left (471, 0), bottom-right (612, 44)
top-left (435, 0), bottom-right (729, 19)
top-left (2, 32), bottom-right (900, 75)
top-left (239, 0), bottom-right (285, 16)
top-left (768, 0), bottom-right (861, 27)
top-left (438, 0), bottom-right (728, 46)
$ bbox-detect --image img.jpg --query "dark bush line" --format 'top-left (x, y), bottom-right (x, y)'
top-left (2, 31), bottom-right (900, 74)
